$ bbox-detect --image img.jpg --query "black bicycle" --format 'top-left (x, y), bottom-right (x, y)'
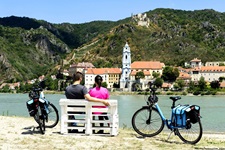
top-left (26, 80), bottom-right (59, 134)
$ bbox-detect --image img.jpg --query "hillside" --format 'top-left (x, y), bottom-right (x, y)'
top-left (1, 8), bottom-right (225, 82)
top-left (0, 16), bottom-right (121, 83)
top-left (78, 9), bottom-right (225, 68)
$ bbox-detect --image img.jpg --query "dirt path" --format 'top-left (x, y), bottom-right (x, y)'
top-left (0, 116), bottom-right (225, 150)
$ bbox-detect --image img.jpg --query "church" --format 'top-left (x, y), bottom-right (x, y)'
top-left (120, 42), bottom-right (165, 91)
top-left (78, 42), bottom-right (165, 91)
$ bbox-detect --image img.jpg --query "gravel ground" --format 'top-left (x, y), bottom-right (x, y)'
top-left (0, 116), bottom-right (225, 150)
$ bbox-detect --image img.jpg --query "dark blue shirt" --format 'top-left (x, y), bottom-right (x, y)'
top-left (65, 84), bottom-right (88, 99)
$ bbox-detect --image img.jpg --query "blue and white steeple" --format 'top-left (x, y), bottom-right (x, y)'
top-left (120, 42), bottom-right (131, 88)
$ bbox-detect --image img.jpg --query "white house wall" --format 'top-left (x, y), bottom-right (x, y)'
top-left (85, 74), bottom-right (109, 90)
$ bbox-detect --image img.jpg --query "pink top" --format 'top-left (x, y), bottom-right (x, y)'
top-left (89, 87), bottom-right (109, 114)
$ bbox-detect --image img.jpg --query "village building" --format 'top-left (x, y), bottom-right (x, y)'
top-left (130, 61), bottom-right (165, 90)
top-left (0, 82), bottom-right (20, 90)
top-left (185, 58), bottom-right (202, 68)
top-left (85, 68), bottom-right (121, 89)
top-left (161, 82), bottom-right (172, 91)
top-left (69, 62), bottom-right (95, 76)
top-left (183, 59), bottom-right (225, 82)
top-left (205, 61), bottom-right (225, 66)
top-left (177, 71), bottom-right (192, 85)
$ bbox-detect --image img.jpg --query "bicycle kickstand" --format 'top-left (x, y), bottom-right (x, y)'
top-left (167, 131), bottom-right (173, 141)
top-left (33, 126), bottom-right (40, 131)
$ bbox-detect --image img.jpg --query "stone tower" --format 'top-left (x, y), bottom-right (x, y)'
top-left (120, 42), bottom-right (131, 90)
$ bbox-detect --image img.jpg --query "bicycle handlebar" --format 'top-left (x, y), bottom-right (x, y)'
top-left (148, 81), bottom-right (157, 92)
top-left (32, 87), bottom-right (43, 92)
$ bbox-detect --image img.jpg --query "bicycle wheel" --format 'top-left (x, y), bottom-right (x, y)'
top-left (176, 119), bottom-right (203, 144)
top-left (34, 106), bottom-right (45, 134)
top-left (132, 107), bottom-right (164, 137)
top-left (45, 103), bottom-right (59, 128)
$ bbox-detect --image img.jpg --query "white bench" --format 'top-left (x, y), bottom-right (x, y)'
top-left (59, 99), bottom-right (119, 136)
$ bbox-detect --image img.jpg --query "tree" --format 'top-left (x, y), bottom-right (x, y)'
top-left (102, 82), bottom-right (108, 88)
top-left (152, 72), bottom-right (160, 78)
top-left (176, 79), bottom-right (185, 90)
top-left (173, 83), bottom-right (179, 90)
top-left (219, 76), bottom-right (225, 82)
top-left (113, 83), bottom-right (119, 88)
top-left (161, 66), bottom-right (179, 82)
top-left (135, 71), bottom-right (145, 80)
top-left (187, 81), bottom-right (196, 92)
top-left (210, 80), bottom-right (220, 89)
top-left (1, 85), bottom-right (10, 93)
top-left (198, 76), bottom-right (206, 91)
top-left (154, 77), bottom-right (163, 88)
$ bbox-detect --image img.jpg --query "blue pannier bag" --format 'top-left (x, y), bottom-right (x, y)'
top-left (172, 105), bottom-right (191, 127)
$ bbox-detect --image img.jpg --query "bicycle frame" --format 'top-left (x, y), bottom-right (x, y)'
top-left (39, 91), bottom-right (49, 114)
top-left (132, 82), bottom-right (203, 144)
top-left (151, 102), bottom-right (184, 130)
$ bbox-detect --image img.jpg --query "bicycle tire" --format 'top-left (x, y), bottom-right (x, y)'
top-left (45, 103), bottom-right (59, 128)
top-left (176, 119), bottom-right (203, 144)
top-left (132, 107), bottom-right (164, 137)
top-left (34, 106), bottom-right (45, 134)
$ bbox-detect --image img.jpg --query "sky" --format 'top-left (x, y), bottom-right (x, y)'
top-left (0, 0), bottom-right (225, 24)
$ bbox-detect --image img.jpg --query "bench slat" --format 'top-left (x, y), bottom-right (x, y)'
top-left (60, 99), bottom-right (118, 136)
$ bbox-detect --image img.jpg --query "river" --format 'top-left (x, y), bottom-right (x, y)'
top-left (0, 93), bottom-right (224, 133)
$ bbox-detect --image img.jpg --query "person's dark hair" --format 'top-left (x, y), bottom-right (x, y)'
top-left (73, 72), bottom-right (83, 82)
top-left (95, 75), bottom-right (103, 87)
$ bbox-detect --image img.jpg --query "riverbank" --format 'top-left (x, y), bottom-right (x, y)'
top-left (1, 116), bottom-right (225, 150)
top-left (2, 89), bottom-right (225, 96)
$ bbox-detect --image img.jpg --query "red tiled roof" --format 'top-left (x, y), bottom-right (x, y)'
top-left (162, 83), bottom-right (172, 88)
top-left (130, 70), bottom-right (151, 76)
top-left (143, 70), bottom-right (151, 76)
top-left (130, 70), bottom-right (137, 76)
top-left (86, 68), bottom-right (121, 75)
top-left (220, 81), bottom-right (225, 88)
top-left (200, 66), bottom-right (225, 72)
top-left (190, 58), bottom-right (201, 62)
top-left (131, 61), bottom-right (165, 69)
top-left (70, 62), bottom-right (95, 68)
top-left (177, 72), bottom-right (191, 79)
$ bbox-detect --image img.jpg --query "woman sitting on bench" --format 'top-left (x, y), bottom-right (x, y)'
top-left (89, 75), bottom-right (110, 134)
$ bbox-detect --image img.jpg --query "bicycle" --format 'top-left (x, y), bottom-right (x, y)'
top-left (131, 82), bottom-right (203, 144)
top-left (26, 80), bottom-right (59, 134)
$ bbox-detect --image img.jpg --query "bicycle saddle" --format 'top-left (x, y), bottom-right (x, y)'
top-left (169, 96), bottom-right (181, 102)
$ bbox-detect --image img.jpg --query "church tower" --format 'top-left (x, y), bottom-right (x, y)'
top-left (120, 42), bottom-right (131, 89)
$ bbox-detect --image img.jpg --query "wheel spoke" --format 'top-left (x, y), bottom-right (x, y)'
top-left (132, 107), bottom-right (164, 137)
top-left (45, 103), bottom-right (59, 128)
top-left (176, 120), bottom-right (202, 144)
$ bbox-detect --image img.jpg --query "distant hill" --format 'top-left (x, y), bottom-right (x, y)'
top-left (1, 8), bottom-right (225, 83)
top-left (0, 16), bottom-right (122, 82)
top-left (78, 8), bottom-right (225, 68)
